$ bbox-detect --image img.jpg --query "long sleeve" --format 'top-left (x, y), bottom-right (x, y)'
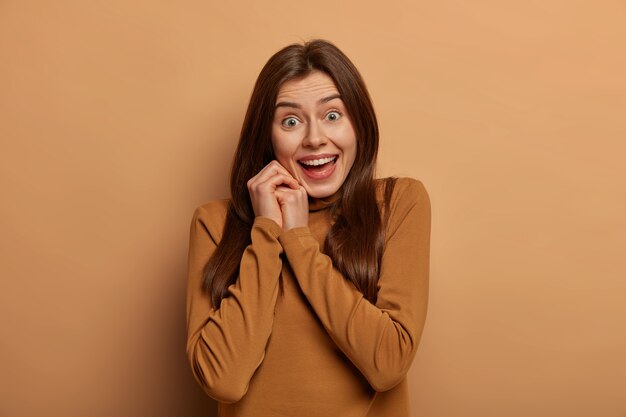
top-left (186, 202), bottom-right (284, 403)
top-left (277, 178), bottom-right (431, 392)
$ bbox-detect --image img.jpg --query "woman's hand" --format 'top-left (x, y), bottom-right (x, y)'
top-left (275, 183), bottom-right (308, 231)
top-left (247, 161), bottom-right (301, 229)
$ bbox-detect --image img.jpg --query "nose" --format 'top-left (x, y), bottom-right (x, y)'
top-left (302, 119), bottom-right (328, 148)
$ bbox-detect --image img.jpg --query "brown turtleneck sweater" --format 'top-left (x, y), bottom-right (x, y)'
top-left (186, 177), bottom-right (431, 416)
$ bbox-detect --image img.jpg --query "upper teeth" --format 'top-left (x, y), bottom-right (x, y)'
top-left (300, 156), bottom-right (336, 166)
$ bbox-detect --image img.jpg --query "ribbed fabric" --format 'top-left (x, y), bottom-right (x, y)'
top-left (186, 177), bottom-right (431, 416)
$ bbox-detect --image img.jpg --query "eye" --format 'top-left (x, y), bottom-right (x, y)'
top-left (281, 117), bottom-right (300, 128)
top-left (325, 111), bottom-right (341, 122)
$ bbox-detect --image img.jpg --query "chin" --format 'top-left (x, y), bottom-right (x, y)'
top-left (302, 182), bottom-right (342, 199)
top-left (289, 160), bottom-right (348, 199)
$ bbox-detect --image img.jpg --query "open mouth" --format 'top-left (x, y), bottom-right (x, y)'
top-left (297, 155), bottom-right (338, 172)
top-left (297, 155), bottom-right (339, 180)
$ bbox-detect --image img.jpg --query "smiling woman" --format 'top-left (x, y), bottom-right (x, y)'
top-left (186, 39), bottom-right (431, 417)
top-left (272, 70), bottom-right (357, 198)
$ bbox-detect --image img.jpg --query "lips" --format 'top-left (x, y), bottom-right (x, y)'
top-left (298, 156), bottom-right (337, 167)
top-left (297, 154), bottom-right (338, 180)
top-left (297, 153), bottom-right (338, 166)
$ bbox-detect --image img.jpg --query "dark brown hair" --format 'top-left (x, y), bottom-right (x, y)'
top-left (203, 39), bottom-right (396, 308)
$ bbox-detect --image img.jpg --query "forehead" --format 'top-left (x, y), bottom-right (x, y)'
top-left (276, 71), bottom-right (339, 103)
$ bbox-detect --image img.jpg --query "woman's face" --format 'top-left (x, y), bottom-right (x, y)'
top-left (271, 70), bottom-right (357, 199)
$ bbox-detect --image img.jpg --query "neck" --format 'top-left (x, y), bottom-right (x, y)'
top-left (308, 189), bottom-right (341, 212)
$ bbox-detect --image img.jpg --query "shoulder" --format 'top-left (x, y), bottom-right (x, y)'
top-left (375, 176), bottom-right (429, 210)
top-left (190, 198), bottom-right (230, 242)
top-left (375, 177), bottom-right (431, 236)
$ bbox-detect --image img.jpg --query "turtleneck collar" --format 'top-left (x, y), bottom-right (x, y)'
top-left (308, 189), bottom-right (342, 212)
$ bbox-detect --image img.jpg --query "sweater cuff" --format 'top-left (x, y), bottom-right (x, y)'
top-left (277, 226), bottom-right (315, 249)
top-left (253, 217), bottom-right (283, 240)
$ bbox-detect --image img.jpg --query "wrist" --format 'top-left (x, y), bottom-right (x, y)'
top-left (253, 216), bottom-right (283, 237)
top-left (282, 216), bottom-right (308, 231)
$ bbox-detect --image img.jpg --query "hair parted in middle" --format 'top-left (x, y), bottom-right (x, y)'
top-left (203, 39), bottom-right (397, 308)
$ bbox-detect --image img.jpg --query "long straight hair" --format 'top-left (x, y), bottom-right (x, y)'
top-left (203, 39), bottom-right (396, 308)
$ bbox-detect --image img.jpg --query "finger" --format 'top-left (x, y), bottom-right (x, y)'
top-left (275, 188), bottom-right (300, 204)
top-left (248, 161), bottom-right (296, 188)
top-left (255, 161), bottom-right (293, 182)
top-left (275, 185), bottom-right (309, 203)
top-left (256, 173), bottom-right (299, 193)
top-left (275, 185), bottom-right (297, 193)
top-left (267, 160), bottom-right (294, 178)
top-left (248, 167), bottom-right (290, 191)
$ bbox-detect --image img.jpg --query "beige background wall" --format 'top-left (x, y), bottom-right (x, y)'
top-left (1, 1), bottom-right (625, 416)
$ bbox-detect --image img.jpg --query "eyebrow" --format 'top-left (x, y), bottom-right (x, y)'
top-left (275, 94), bottom-right (342, 109)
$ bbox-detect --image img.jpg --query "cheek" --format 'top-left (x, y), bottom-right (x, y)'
top-left (270, 129), bottom-right (284, 157)
top-left (271, 131), bottom-right (297, 166)
top-left (338, 127), bottom-right (358, 165)
top-left (345, 148), bottom-right (357, 174)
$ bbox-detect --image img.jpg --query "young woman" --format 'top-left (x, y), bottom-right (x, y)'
top-left (186, 39), bottom-right (431, 417)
